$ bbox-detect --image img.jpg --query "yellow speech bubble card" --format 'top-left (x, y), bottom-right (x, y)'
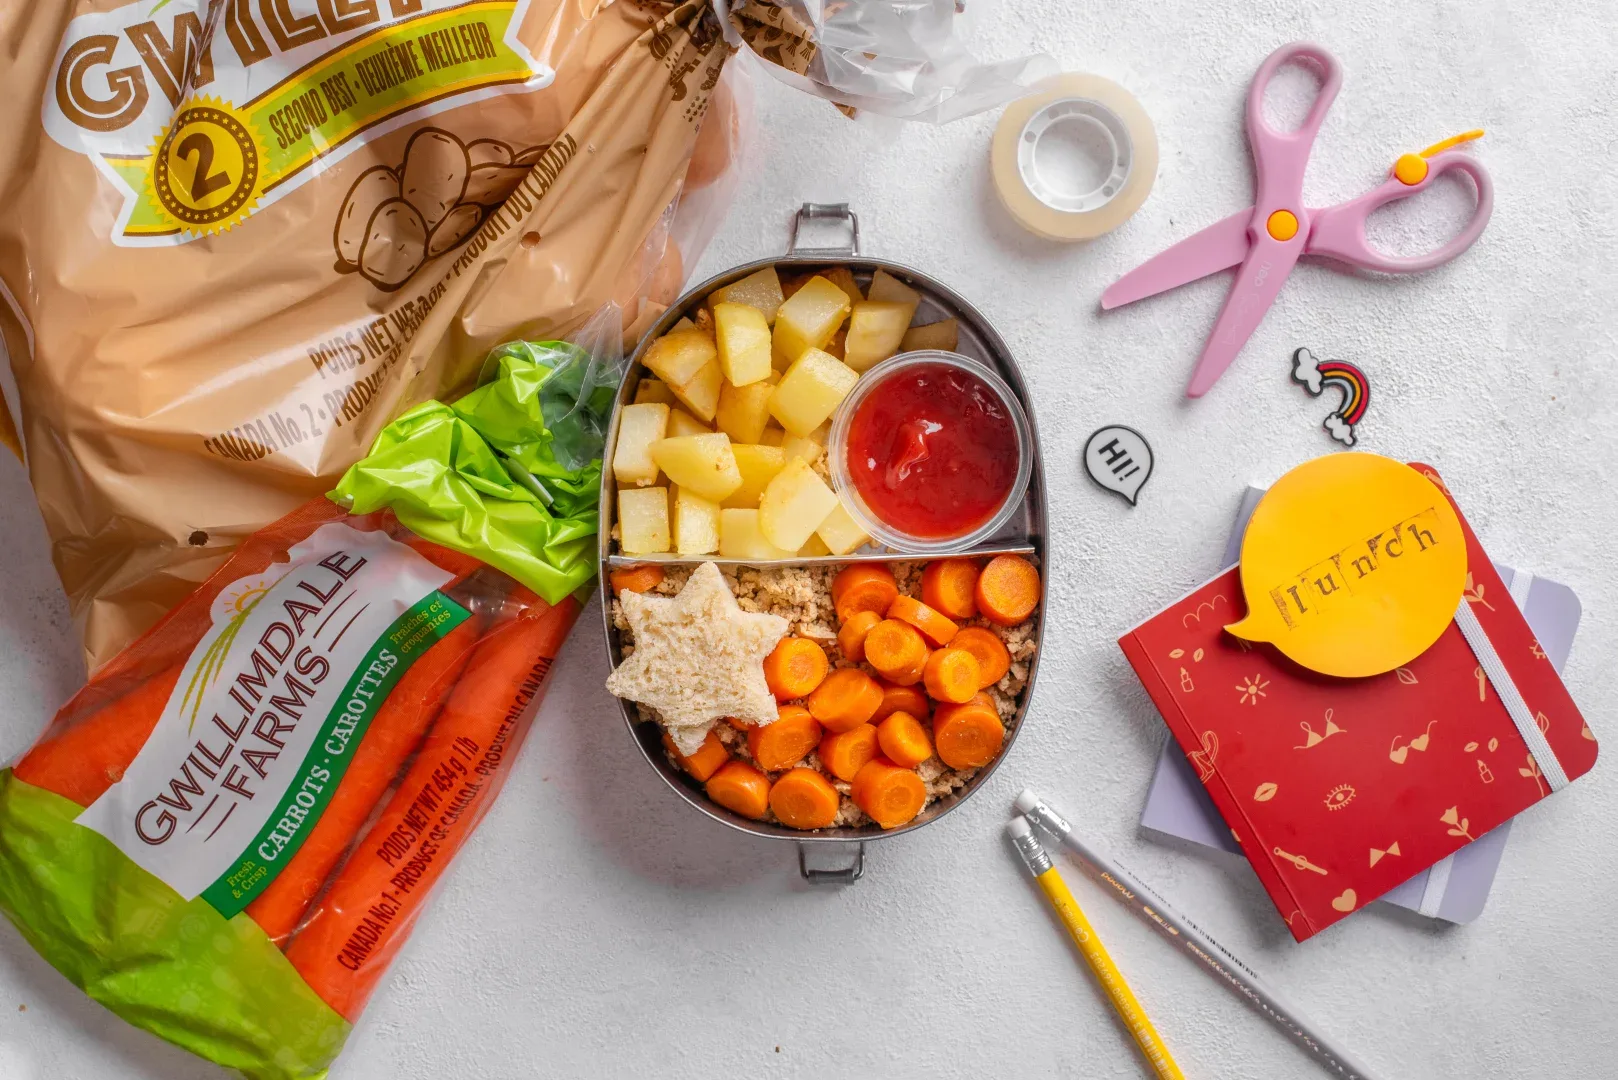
top-left (1227, 453), bottom-right (1466, 677)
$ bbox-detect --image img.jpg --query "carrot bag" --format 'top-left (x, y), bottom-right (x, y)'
top-left (0, 326), bottom-right (618, 1079)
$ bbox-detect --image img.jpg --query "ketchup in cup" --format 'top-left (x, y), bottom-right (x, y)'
top-left (833, 354), bottom-right (1029, 549)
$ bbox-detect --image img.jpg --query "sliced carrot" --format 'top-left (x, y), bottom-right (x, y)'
top-left (975, 554), bottom-right (1040, 627)
top-left (769, 768), bottom-right (841, 830)
top-left (831, 564), bottom-right (899, 623)
top-left (872, 681), bottom-right (930, 724)
top-left (762, 636), bottom-right (830, 701)
top-left (923, 647), bottom-right (981, 704)
top-left (862, 618), bottom-right (929, 686)
top-left (836, 610), bottom-right (882, 663)
top-left (931, 692), bottom-right (996, 732)
top-left (706, 760), bottom-right (771, 819)
top-left (887, 594), bottom-right (958, 647)
top-left (805, 668), bottom-right (883, 733)
top-left (934, 705), bottom-right (1006, 770)
top-left (747, 705), bottom-right (823, 771)
top-left (665, 729), bottom-right (730, 782)
top-left (851, 758), bottom-right (928, 829)
top-left (876, 711), bottom-right (933, 769)
top-left (951, 627), bottom-right (1011, 689)
top-left (921, 559), bottom-right (979, 620)
top-left (610, 565), bottom-right (666, 595)
top-left (726, 715), bottom-right (759, 731)
top-left (819, 723), bottom-right (880, 782)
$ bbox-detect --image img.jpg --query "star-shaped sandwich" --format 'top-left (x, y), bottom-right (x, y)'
top-left (606, 561), bottom-right (788, 754)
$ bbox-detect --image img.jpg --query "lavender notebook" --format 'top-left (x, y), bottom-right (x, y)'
top-left (1139, 485), bottom-right (1584, 924)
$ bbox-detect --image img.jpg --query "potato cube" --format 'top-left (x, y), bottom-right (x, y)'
top-left (669, 356), bottom-right (721, 422)
top-left (798, 533), bottom-right (832, 557)
top-left (772, 276), bottom-right (851, 369)
top-left (671, 485), bottom-right (721, 555)
top-left (670, 316), bottom-right (696, 332)
top-left (644, 328), bottom-right (717, 387)
top-left (821, 266), bottom-right (864, 308)
top-left (667, 408), bottom-right (710, 438)
top-left (713, 302), bottom-right (773, 386)
top-left (649, 432), bottom-right (741, 502)
top-left (709, 267), bottom-right (785, 324)
top-left (823, 324), bottom-right (848, 362)
top-left (760, 424), bottom-right (786, 447)
top-left (715, 380), bottom-right (774, 445)
top-left (868, 269), bottom-right (922, 308)
top-left (758, 457), bottom-right (839, 551)
top-left (724, 443), bottom-right (788, 508)
top-left (843, 301), bottom-right (915, 372)
top-left (815, 501), bottom-right (870, 556)
top-left (900, 318), bottom-right (959, 353)
top-left (768, 348), bottom-right (859, 437)
top-left (612, 402), bottom-right (670, 487)
top-left (782, 431), bottom-right (824, 465)
top-left (618, 487), bottom-right (670, 554)
top-left (719, 509), bottom-right (795, 560)
top-left (634, 379), bottom-right (676, 406)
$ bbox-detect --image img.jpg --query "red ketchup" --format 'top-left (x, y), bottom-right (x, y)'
top-left (844, 362), bottom-right (1020, 540)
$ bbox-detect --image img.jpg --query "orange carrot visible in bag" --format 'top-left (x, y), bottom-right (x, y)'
top-left (284, 593), bottom-right (579, 1021)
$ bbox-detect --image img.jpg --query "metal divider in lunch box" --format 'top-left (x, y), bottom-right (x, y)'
top-left (599, 204), bottom-right (1048, 883)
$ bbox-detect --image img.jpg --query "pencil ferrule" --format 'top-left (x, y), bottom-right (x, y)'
top-left (1011, 828), bottom-right (1053, 875)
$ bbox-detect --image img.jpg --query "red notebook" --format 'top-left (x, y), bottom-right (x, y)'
top-left (1119, 465), bottom-right (1598, 941)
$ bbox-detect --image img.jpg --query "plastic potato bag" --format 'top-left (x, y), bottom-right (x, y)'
top-left (0, 338), bottom-right (607, 1079)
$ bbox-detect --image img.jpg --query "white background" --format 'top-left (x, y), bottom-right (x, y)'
top-left (2, 3), bottom-right (1617, 1077)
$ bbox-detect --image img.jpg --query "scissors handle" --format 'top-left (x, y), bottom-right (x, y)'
top-left (1247, 43), bottom-right (1344, 213)
top-left (1306, 153), bottom-right (1495, 272)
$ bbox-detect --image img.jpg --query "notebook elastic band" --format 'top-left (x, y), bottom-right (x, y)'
top-left (1454, 599), bottom-right (1568, 793)
top-left (1417, 855), bottom-right (1453, 919)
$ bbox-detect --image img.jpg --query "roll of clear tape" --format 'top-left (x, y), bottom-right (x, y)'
top-left (991, 74), bottom-right (1158, 241)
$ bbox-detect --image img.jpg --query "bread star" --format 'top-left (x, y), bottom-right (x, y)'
top-left (606, 561), bottom-right (788, 753)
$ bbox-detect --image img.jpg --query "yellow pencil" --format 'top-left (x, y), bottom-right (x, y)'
top-left (1008, 816), bottom-right (1185, 1080)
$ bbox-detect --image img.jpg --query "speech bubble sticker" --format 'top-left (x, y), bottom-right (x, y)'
top-left (1226, 453), bottom-right (1467, 677)
top-left (1085, 426), bottom-right (1153, 506)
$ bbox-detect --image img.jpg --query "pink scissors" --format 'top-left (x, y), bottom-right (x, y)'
top-left (1102, 42), bottom-right (1494, 397)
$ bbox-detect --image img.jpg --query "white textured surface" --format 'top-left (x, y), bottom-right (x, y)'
top-left (3, 4), bottom-right (1618, 1078)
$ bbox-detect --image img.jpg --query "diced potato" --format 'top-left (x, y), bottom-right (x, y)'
top-left (666, 408), bottom-right (710, 438)
top-left (868, 269), bottom-right (922, 308)
top-left (643, 328), bottom-right (717, 386)
top-left (815, 501), bottom-right (870, 556)
top-left (758, 457), bottom-right (839, 551)
top-left (843, 301), bottom-right (915, 372)
top-left (782, 432), bottom-right (824, 465)
top-left (634, 379), bottom-right (676, 406)
top-left (649, 432), bottom-right (741, 502)
top-left (719, 509), bottom-right (795, 560)
top-left (760, 424), bottom-right (787, 447)
top-left (669, 357), bottom-right (721, 422)
top-left (768, 348), bottom-right (859, 437)
top-left (780, 273), bottom-right (811, 300)
top-left (713, 302), bottom-right (773, 386)
top-left (709, 266), bottom-right (785, 324)
top-left (618, 486), bottom-right (670, 554)
top-left (798, 533), bottom-right (832, 557)
top-left (821, 267), bottom-right (864, 308)
top-left (671, 316), bottom-right (696, 332)
top-left (772, 276), bottom-right (851, 370)
top-left (611, 402), bottom-right (670, 487)
top-left (900, 318), bottom-right (959, 353)
top-left (724, 444), bottom-right (788, 508)
top-left (715, 380), bottom-right (774, 445)
top-left (823, 324), bottom-right (847, 361)
top-left (672, 485), bottom-right (721, 555)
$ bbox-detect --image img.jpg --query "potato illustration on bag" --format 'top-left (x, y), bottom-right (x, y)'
top-left (334, 165), bottom-right (401, 271)
top-left (427, 204), bottom-right (484, 258)
top-left (466, 138), bottom-right (514, 167)
top-left (400, 128), bottom-right (469, 231)
top-left (359, 199), bottom-right (428, 291)
top-left (463, 163), bottom-right (528, 207)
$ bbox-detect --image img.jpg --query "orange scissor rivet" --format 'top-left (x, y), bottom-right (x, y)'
top-left (1393, 153), bottom-right (1429, 186)
top-left (1266, 210), bottom-right (1299, 242)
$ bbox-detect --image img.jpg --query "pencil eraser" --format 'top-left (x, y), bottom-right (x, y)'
top-left (1014, 789), bottom-right (1042, 815)
top-left (1005, 815), bottom-right (1034, 841)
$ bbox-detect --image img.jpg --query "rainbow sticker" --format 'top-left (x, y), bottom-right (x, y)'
top-left (1291, 348), bottom-right (1370, 446)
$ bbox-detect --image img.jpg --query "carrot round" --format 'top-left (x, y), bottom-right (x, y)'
top-left (805, 668), bottom-right (883, 733)
top-left (831, 564), bottom-right (898, 623)
top-left (923, 647), bottom-right (981, 704)
top-left (951, 627), bottom-right (1011, 689)
top-left (836, 610), bottom-right (882, 664)
top-left (876, 711), bottom-right (932, 769)
top-left (769, 768), bottom-right (841, 830)
top-left (246, 614), bottom-right (486, 945)
top-left (932, 692), bottom-right (996, 731)
top-left (819, 723), bottom-right (879, 782)
top-left (665, 729), bottom-right (730, 782)
top-left (921, 559), bottom-right (979, 620)
top-left (726, 715), bottom-right (758, 731)
top-left (872, 681), bottom-right (930, 724)
top-left (284, 594), bottom-right (580, 1021)
top-left (862, 618), bottom-right (928, 686)
top-left (762, 636), bottom-right (829, 701)
top-left (610, 565), bottom-right (666, 595)
top-left (705, 760), bottom-right (771, 820)
top-left (747, 705), bottom-right (823, 771)
top-left (934, 703), bottom-right (1005, 770)
top-left (851, 758), bottom-right (928, 829)
top-left (887, 594), bottom-right (958, 647)
top-left (975, 554), bottom-right (1040, 627)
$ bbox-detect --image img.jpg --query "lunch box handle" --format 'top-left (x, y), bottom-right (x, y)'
top-left (787, 203), bottom-right (860, 257)
top-left (797, 841), bottom-right (865, 885)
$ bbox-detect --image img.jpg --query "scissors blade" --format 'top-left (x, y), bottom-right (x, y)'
top-left (1100, 210), bottom-right (1252, 310)
top-left (1185, 236), bottom-right (1303, 397)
